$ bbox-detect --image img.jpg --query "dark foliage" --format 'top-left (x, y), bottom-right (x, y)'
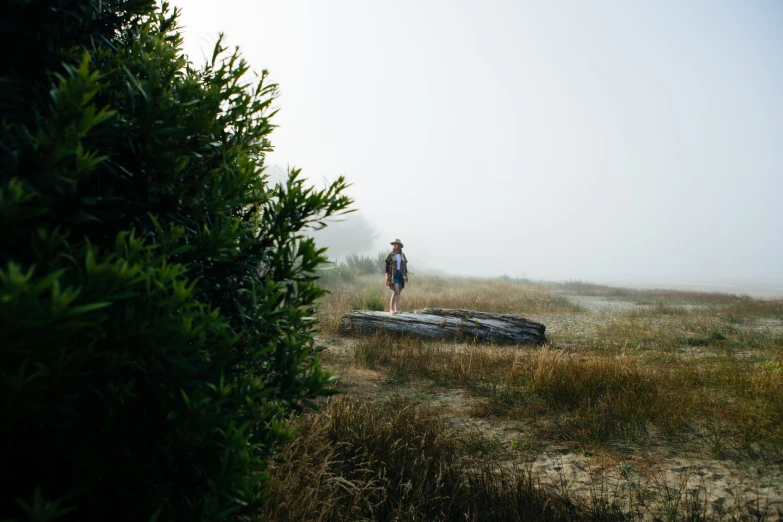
top-left (0, 0), bottom-right (350, 520)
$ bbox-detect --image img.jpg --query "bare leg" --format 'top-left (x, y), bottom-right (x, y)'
top-left (390, 287), bottom-right (400, 313)
top-left (393, 285), bottom-right (403, 313)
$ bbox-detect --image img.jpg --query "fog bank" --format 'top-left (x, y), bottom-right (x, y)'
top-left (180, 1), bottom-right (783, 286)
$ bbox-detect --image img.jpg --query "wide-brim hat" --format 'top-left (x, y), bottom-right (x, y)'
top-left (390, 238), bottom-right (404, 248)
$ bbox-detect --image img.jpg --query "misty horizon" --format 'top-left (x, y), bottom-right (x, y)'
top-left (179, 1), bottom-right (782, 289)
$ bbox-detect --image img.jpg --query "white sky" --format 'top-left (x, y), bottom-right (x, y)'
top-left (177, 0), bottom-right (783, 285)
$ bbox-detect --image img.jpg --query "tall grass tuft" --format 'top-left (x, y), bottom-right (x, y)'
top-left (351, 291), bottom-right (386, 312)
top-left (262, 397), bottom-right (625, 521)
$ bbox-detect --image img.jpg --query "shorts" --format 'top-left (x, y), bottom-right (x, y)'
top-left (393, 272), bottom-right (405, 288)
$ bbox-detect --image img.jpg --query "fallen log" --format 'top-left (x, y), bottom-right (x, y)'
top-left (339, 308), bottom-right (546, 345)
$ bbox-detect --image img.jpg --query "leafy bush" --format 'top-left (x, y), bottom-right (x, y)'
top-left (498, 275), bottom-right (533, 285)
top-left (345, 252), bottom-right (384, 275)
top-left (0, 1), bottom-right (349, 520)
top-left (316, 262), bottom-right (358, 286)
top-left (317, 251), bottom-right (386, 287)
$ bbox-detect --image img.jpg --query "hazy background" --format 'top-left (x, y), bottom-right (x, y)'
top-left (178, 0), bottom-right (782, 293)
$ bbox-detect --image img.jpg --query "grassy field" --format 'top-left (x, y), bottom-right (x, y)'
top-left (262, 274), bottom-right (783, 521)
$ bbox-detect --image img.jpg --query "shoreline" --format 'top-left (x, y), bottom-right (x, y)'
top-left (600, 281), bottom-right (783, 299)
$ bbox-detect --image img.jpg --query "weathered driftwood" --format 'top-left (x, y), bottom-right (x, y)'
top-left (339, 308), bottom-right (546, 345)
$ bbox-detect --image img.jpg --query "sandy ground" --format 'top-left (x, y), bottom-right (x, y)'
top-left (319, 294), bottom-right (783, 520)
top-left (329, 367), bottom-right (783, 520)
top-left (559, 294), bottom-right (652, 314)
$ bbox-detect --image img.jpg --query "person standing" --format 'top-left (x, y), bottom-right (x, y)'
top-left (385, 239), bottom-right (408, 314)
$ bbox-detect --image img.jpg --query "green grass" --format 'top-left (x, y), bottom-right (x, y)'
top-left (350, 290), bottom-right (386, 312)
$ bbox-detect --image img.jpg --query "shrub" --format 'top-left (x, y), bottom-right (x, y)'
top-left (0, 1), bottom-right (350, 520)
top-left (351, 291), bottom-right (386, 312)
top-left (263, 397), bottom-right (596, 522)
top-left (317, 252), bottom-right (386, 288)
top-left (316, 262), bottom-right (357, 286)
top-left (345, 252), bottom-right (384, 275)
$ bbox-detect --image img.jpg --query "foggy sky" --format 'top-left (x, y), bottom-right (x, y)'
top-left (178, 0), bottom-right (783, 285)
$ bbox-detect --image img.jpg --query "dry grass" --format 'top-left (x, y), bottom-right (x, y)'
top-left (553, 280), bottom-right (763, 306)
top-left (576, 306), bottom-right (783, 356)
top-left (262, 396), bottom-right (622, 522)
top-left (349, 335), bottom-right (783, 451)
top-left (318, 275), bottom-right (783, 451)
top-left (316, 275), bottom-right (581, 334)
top-left (271, 274), bottom-right (783, 520)
top-left (262, 394), bottom-right (782, 521)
